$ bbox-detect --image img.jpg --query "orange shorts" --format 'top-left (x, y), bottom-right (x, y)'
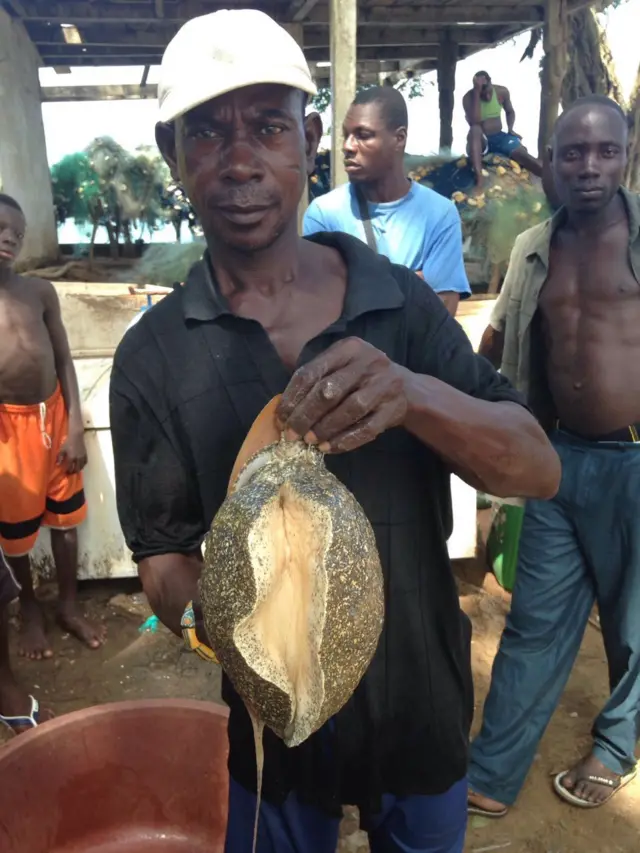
top-left (0, 384), bottom-right (87, 557)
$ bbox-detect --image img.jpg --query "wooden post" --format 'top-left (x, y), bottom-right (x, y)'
top-left (537, 0), bottom-right (569, 157)
top-left (284, 23), bottom-right (310, 233)
top-left (437, 30), bottom-right (458, 153)
top-left (330, 0), bottom-right (357, 187)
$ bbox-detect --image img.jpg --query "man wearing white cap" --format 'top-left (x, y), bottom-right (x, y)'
top-left (110, 10), bottom-right (559, 853)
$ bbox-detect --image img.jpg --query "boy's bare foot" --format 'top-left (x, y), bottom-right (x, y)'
top-left (18, 600), bottom-right (53, 660)
top-left (57, 602), bottom-right (106, 650)
top-left (468, 790), bottom-right (508, 817)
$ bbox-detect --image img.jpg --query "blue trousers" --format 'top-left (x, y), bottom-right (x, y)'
top-left (470, 430), bottom-right (640, 805)
top-left (225, 777), bottom-right (468, 853)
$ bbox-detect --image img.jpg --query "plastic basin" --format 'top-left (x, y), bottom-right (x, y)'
top-left (0, 699), bottom-right (229, 853)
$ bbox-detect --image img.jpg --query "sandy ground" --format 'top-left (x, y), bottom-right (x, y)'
top-left (4, 552), bottom-right (639, 853)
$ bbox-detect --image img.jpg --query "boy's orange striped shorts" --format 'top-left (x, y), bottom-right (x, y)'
top-left (0, 384), bottom-right (87, 557)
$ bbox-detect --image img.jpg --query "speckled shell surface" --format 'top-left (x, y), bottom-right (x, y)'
top-left (200, 440), bottom-right (384, 748)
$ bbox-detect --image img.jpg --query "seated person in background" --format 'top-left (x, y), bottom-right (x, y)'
top-left (463, 72), bottom-right (542, 187)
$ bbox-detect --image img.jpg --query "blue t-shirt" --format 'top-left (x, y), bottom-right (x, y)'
top-left (304, 181), bottom-right (471, 297)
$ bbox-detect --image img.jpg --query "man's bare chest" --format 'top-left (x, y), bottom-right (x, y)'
top-left (540, 238), bottom-right (639, 323)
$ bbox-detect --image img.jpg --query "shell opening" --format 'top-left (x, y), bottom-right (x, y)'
top-left (234, 482), bottom-right (329, 746)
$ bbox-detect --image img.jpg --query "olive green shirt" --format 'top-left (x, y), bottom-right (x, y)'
top-left (489, 187), bottom-right (640, 427)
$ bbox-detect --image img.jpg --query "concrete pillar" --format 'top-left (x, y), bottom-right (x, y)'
top-left (285, 22), bottom-right (310, 233)
top-left (437, 30), bottom-right (458, 153)
top-left (0, 8), bottom-right (58, 267)
top-left (330, 0), bottom-right (357, 188)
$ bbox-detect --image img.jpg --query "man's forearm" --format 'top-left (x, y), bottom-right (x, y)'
top-left (138, 552), bottom-right (204, 638)
top-left (506, 109), bottom-right (516, 133)
top-left (401, 371), bottom-right (560, 499)
top-left (438, 291), bottom-right (460, 317)
top-left (478, 324), bottom-right (505, 368)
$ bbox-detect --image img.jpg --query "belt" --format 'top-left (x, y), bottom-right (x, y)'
top-left (556, 421), bottom-right (640, 443)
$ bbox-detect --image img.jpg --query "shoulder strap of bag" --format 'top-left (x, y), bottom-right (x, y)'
top-left (354, 185), bottom-right (378, 253)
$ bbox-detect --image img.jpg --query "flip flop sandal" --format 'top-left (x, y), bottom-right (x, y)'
top-left (468, 802), bottom-right (508, 819)
top-left (0, 694), bottom-right (42, 734)
top-left (553, 767), bottom-right (638, 809)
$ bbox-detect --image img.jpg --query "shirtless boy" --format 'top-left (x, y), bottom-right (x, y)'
top-left (0, 194), bottom-right (104, 662)
top-left (470, 95), bottom-right (640, 814)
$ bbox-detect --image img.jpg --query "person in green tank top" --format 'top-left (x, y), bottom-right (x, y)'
top-left (462, 71), bottom-right (543, 188)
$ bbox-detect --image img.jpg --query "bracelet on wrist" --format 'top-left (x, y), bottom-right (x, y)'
top-left (180, 600), bottom-right (219, 664)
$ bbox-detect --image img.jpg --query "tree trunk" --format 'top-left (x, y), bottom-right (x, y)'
top-left (122, 222), bottom-right (136, 258)
top-left (105, 221), bottom-right (119, 260)
top-left (625, 64), bottom-right (640, 192)
top-left (89, 220), bottom-right (98, 267)
top-left (538, 0), bottom-right (569, 157)
top-left (562, 7), bottom-right (624, 108)
top-left (172, 215), bottom-right (182, 243)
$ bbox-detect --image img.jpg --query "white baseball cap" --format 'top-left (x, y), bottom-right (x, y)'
top-left (158, 10), bottom-right (318, 123)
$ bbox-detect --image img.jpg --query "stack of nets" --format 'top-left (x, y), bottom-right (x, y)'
top-left (409, 153), bottom-right (551, 266)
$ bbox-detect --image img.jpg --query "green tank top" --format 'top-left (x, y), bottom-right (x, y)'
top-left (480, 88), bottom-right (502, 122)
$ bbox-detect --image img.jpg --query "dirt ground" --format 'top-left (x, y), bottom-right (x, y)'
top-left (5, 534), bottom-right (639, 853)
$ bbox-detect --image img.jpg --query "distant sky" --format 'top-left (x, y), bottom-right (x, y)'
top-left (40, 0), bottom-right (639, 163)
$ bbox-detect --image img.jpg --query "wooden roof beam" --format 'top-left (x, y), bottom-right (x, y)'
top-left (284, 0), bottom-right (321, 24)
top-left (38, 44), bottom-right (163, 59)
top-left (39, 64), bottom-right (414, 101)
top-left (31, 24), bottom-right (506, 50)
top-left (308, 6), bottom-right (547, 26)
top-left (305, 25), bottom-right (503, 48)
top-left (14, 0), bottom-right (203, 24)
top-left (3, 0), bottom-right (27, 16)
top-left (41, 83), bottom-right (159, 102)
top-left (26, 21), bottom-right (181, 48)
top-left (22, 1), bottom-right (587, 27)
top-left (38, 45), bottom-right (471, 66)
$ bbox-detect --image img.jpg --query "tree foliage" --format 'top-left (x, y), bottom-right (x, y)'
top-left (50, 152), bottom-right (101, 227)
top-left (50, 137), bottom-right (199, 260)
top-left (309, 75), bottom-right (424, 114)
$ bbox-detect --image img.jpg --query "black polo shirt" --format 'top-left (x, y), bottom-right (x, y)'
top-left (110, 232), bottom-right (524, 822)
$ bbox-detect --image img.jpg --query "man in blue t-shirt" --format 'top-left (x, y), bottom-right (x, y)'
top-left (304, 86), bottom-right (471, 316)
